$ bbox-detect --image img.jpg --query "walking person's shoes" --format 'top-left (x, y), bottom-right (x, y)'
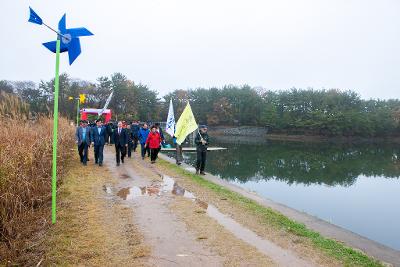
top-left (95, 161), bottom-right (98, 164)
top-left (121, 158), bottom-right (124, 163)
top-left (200, 172), bottom-right (206, 175)
top-left (151, 161), bottom-right (155, 164)
top-left (83, 162), bottom-right (87, 166)
top-left (142, 156), bottom-right (144, 160)
top-left (117, 162), bottom-right (120, 166)
top-left (99, 163), bottom-right (103, 166)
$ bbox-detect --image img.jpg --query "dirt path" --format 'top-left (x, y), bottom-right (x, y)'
top-left (101, 146), bottom-right (319, 266)
top-left (103, 148), bottom-right (224, 266)
top-left (42, 154), bottom-right (149, 266)
top-left (42, 146), bottom-right (346, 266)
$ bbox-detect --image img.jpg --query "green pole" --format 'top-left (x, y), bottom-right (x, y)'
top-left (52, 38), bottom-right (61, 224)
top-left (76, 99), bottom-right (80, 125)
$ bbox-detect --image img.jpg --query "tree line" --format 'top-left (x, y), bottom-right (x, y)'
top-left (1, 73), bottom-right (400, 137)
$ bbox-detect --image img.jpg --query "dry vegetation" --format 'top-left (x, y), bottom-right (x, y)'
top-left (0, 93), bottom-right (75, 265)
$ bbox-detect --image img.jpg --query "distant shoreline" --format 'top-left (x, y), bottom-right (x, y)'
top-left (209, 126), bottom-right (400, 143)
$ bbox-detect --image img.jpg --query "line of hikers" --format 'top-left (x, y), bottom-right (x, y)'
top-left (75, 119), bottom-right (210, 174)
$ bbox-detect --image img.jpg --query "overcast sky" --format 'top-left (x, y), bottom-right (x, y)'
top-left (0, 0), bottom-right (399, 99)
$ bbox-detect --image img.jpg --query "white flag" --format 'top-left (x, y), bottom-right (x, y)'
top-left (166, 99), bottom-right (175, 137)
top-left (98, 91), bottom-right (113, 116)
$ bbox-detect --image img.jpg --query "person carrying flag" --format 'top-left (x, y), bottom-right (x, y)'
top-left (195, 125), bottom-right (210, 175)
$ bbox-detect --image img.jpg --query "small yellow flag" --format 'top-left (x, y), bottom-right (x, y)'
top-left (68, 96), bottom-right (74, 100)
top-left (174, 102), bottom-right (198, 145)
top-left (79, 94), bottom-right (86, 104)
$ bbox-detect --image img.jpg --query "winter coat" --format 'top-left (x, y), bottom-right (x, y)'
top-left (145, 131), bottom-right (162, 149)
top-left (195, 132), bottom-right (209, 152)
top-left (138, 128), bottom-right (150, 145)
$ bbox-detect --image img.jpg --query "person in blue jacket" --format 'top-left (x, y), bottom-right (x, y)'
top-left (91, 119), bottom-right (107, 166)
top-left (138, 123), bottom-right (150, 160)
top-left (75, 120), bottom-right (91, 166)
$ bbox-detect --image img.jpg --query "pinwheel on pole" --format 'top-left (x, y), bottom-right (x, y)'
top-left (28, 7), bottom-right (93, 224)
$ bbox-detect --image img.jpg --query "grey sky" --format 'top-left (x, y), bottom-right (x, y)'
top-left (0, 0), bottom-right (399, 99)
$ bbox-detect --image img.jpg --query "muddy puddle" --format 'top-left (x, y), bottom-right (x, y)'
top-left (117, 186), bottom-right (160, 200)
top-left (113, 175), bottom-right (310, 266)
top-left (120, 173), bottom-right (130, 179)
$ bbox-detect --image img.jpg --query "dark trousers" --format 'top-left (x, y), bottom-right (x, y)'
top-left (196, 149), bottom-right (207, 172)
top-left (176, 144), bottom-right (183, 164)
top-left (133, 138), bottom-right (138, 152)
top-left (150, 147), bottom-right (160, 162)
top-left (115, 144), bottom-right (126, 163)
top-left (78, 143), bottom-right (89, 164)
top-left (140, 143), bottom-right (150, 158)
top-left (107, 133), bottom-right (114, 144)
top-left (94, 144), bottom-right (104, 164)
top-left (128, 141), bottom-right (133, 157)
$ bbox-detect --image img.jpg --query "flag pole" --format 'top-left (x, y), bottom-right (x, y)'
top-left (51, 37), bottom-right (61, 224)
top-left (76, 98), bottom-right (80, 125)
top-left (185, 100), bottom-right (201, 138)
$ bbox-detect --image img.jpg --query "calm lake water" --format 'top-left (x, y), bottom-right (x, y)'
top-left (165, 137), bottom-right (400, 250)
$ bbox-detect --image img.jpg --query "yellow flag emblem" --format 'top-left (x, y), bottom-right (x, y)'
top-left (79, 94), bottom-right (86, 104)
top-left (174, 102), bottom-right (198, 145)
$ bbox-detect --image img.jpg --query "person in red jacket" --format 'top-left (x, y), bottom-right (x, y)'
top-left (145, 125), bottom-right (162, 163)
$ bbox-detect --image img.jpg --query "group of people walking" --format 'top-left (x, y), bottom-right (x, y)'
top-left (75, 120), bottom-right (167, 166)
top-left (75, 119), bottom-right (210, 174)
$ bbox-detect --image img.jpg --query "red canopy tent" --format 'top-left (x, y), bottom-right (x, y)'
top-left (80, 108), bottom-right (112, 123)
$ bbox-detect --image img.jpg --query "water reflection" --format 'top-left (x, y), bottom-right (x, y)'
top-left (173, 140), bottom-right (400, 186)
top-left (163, 138), bottom-right (400, 250)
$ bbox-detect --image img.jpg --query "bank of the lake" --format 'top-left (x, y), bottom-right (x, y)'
top-left (158, 153), bottom-right (394, 266)
top-left (209, 126), bottom-right (400, 143)
top-left (168, 138), bottom-right (400, 250)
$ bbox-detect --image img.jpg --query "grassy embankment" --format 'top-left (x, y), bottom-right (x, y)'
top-left (158, 159), bottom-right (384, 267)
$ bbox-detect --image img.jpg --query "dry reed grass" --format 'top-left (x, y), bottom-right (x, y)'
top-left (0, 93), bottom-right (75, 264)
top-left (0, 92), bottom-right (30, 120)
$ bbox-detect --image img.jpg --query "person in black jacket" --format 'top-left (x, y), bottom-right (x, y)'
top-left (131, 121), bottom-right (140, 152)
top-left (195, 125), bottom-right (210, 175)
top-left (113, 121), bottom-right (129, 166)
top-left (126, 124), bottom-right (133, 158)
top-left (106, 122), bottom-right (115, 145)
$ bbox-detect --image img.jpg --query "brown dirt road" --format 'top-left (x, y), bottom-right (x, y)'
top-left (101, 146), bottom-right (335, 267)
top-left (42, 146), bottom-right (344, 266)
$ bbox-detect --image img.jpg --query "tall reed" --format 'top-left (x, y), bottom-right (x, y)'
top-left (0, 93), bottom-right (75, 264)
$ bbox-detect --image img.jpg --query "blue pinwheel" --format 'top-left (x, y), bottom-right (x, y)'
top-left (28, 7), bottom-right (93, 224)
top-left (29, 7), bottom-right (93, 64)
